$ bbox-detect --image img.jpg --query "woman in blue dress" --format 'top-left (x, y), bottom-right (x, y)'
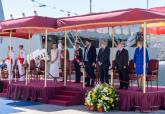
top-left (133, 40), bottom-right (149, 90)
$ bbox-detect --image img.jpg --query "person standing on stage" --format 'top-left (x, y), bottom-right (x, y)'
top-left (134, 40), bottom-right (149, 90)
top-left (49, 43), bottom-right (59, 79)
top-left (17, 44), bottom-right (26, 81)
top-left (115, 40), bottom-right (129, 89)
top-left (84, 39), bottom-right (96, 86)
top-left (5, 46), bottom-right (15, 80)
top-left (97, 40), bottom-right (110, 84)
top-left (74, 41), bottom-right (83, 83)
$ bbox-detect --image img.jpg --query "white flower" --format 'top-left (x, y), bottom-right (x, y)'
top-left (105, 97), bottom-right (109, 100)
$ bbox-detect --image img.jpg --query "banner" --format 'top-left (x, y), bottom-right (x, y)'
top-left (27, 49), bottom-right (49, 63)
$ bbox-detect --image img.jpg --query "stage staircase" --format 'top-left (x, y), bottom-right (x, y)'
top-left (47, 87), bottom-right (85, 106)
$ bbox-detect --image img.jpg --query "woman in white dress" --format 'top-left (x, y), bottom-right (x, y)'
top-left (49, 43), bottom-right (59, 79)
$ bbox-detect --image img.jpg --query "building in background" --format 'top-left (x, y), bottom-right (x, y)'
top-left (0, 0), bottom-right (4, 20)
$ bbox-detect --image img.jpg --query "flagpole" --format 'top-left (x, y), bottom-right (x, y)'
top-left (90, 0), bottom-right (92, 13)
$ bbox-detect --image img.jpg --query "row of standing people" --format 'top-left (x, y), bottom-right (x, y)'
top-left (72, 39), bottom-right (149, 90)
top-left (2, 43), bottom-right (65, 81)
top-left (49, 39), bottom-right (149, 90)
top-left (3, 39), bottom-right (148, 90)
top-left (73, 39), bottom-right (111, 86)
top-left (116, 39), bottom-right (149, 90)
top-left (2, 45), bottom-right (26, 81)
top-left (2, 43), bottom-right (66, 81)
top-left (48, 39), bottom-right (110, 86)
top-left (84, 39), bottom-right (110, 86)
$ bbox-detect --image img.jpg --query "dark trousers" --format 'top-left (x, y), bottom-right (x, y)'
top-left (74, 61), bottom-right (81, 83)
top-left (118, 68), bottom-right (129, 88)
top-left (99, 65), bottom-right (109, 84)
top-left (84, 62), bottom-right (95, 86)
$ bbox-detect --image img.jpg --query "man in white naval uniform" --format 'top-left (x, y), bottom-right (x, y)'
top-left (5, 46), bottom-right (15, 81)
top-left (17, 45), bottom-right (26, 81)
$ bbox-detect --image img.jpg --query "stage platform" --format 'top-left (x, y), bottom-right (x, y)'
top-left (1, 80), bottom-right (165, 112)
top-left (119, 86), bottom-right (165, 112)
top-left (0, 80), bottom-right (90, 106)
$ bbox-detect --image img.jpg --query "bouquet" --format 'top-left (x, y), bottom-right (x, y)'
top-left (84, 83), bottom-right (119, 112)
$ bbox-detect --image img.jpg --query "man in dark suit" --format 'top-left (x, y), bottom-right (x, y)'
top-left (115, 40), bottom-right (129, 89)
top-left (74, 41), bottom-right (83, 83)
top-left (97, 40), bottom-right (110, 84)
top-left (84, 39), bottom-right (96, 86)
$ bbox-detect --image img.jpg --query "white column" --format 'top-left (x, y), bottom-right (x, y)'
top-left (143, 22), bottom-right (147, 93)
top-left (44, 29), bottom-right (48, 87)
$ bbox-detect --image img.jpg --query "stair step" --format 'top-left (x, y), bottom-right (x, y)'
top-left (64, 87), bottom-right (83, 92)
top-left (55, 95), bottom-right (74, 100)
top-left (47, 89), bottom-right (84, 106)
top-left (48, 99), bottom-right (72, 106)
top-left (59, 91), bottom-right (82, 96)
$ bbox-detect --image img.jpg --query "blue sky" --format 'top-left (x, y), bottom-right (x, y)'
top-left (1, 0), bottom-right (165, 19)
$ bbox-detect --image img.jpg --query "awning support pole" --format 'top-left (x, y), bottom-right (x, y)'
top-left (110, 27), bottom-right (115, 86)
top-left (82, 66), bottom-right (85, 88)
top-left (143, 22), bottom-right (147, 93)
top-left (26, 32), bottom-right (31, 85)
top-left (28, 33), bottom-right (31, 83)
top-left (44, 29), bottom-right (48, 87)
top-left (64, 31), bottom-right (67, 86)
top-left (9, 31), bottom-right (12, 84)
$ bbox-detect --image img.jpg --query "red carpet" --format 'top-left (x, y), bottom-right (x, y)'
top-left (48, 88), bottom-right (85, 106)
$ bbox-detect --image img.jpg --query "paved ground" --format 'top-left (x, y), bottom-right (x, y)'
top-left (1, 98), bottom-right (165, 114)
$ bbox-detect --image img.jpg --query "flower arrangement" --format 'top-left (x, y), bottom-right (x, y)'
top-left (84, 83), bottom-right (119, 112)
